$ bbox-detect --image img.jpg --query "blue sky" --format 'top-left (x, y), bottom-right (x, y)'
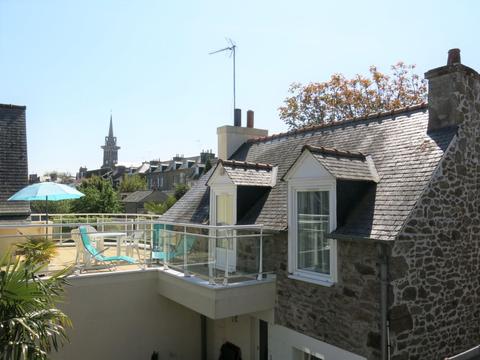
top-left (0, 0), bottom-right (478, 175)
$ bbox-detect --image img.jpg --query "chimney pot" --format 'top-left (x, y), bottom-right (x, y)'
top-left (234, 108), bottom-right (241, 127)
top-left (447, 48), bottom-right (461, 65)
top-left (247, 110), bottom-right (254, 128)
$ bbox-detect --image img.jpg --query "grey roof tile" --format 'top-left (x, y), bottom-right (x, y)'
top-left (212, 160), bottom-right (276, 187)
top-left (163, 106), bottom-right (455, 241)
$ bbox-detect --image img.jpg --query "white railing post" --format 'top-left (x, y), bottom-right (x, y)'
top-left (183, 225), bottom-right (189, 277)
top-left (149, 221), bottom-right (153, 265)
top-left (163, 223), bottom-right (169, 270)
top-left (143, 229), bottom-right (147, 269)
top-left (208, 229), bottom-right (215, 285)
top-left (223, 229), bottom-right (230, 286)
top-left (59, 214), bottom-right (63, 245)
top-left (257, 228), bottom-right (263, 280)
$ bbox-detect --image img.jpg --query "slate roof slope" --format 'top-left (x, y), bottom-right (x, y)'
top-left (123, 190), bottom-right (153, 203)
top-left (161, 170), bottom-right (211, 224)
top-left (123, 190), bottom-right (168, 203)
top-left (212, 160), bottom-right (276, 187)
top-left (163, 105), bottom-right (456, 241)
top-left (0, 104), bottom-right (30, 218)
top-left (301, 145), bottom-right (379, 182)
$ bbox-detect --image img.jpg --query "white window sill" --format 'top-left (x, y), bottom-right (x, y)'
top-left (288, 273), bottom-right (335, 287)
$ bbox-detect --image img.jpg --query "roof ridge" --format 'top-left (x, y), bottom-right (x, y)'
top-left (0, 103), bottom-right (26, 110)
top-left (248, 102), bottom-right (427, 144)
top-left (220, 159), bottom-right (273, 170)
top-left (303, 144), bottom-right (366, 159)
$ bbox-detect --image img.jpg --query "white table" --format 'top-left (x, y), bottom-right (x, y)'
top-left (90, 232), bottom-right (127, 256)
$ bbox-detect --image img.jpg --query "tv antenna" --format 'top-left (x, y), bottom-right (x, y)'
top-left (209, 38), bottom-right (237, 111)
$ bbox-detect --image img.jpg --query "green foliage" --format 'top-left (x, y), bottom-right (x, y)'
top-left (118, 174), bottom-right (147, 193)
top-left (71, 176), bottom-right (122, 213)
top-left (15, 238), bottom-right (58, 267)
top-left (279, 62), bottom-right (427, 129)
top-left (173, 184), bottom-right (189, 200)
top-left (204, 158), bottom-right (212, 173)
top-left (144, 189), bottom-right (184, 215)
top-left (144, 201), bottom-right (168, 215)
top-left (30, 200), bottom-right (72, 215)
top-left (0, 253), bottom-right (71, 359)
top-left (165, 195), bottom-right (177, 208)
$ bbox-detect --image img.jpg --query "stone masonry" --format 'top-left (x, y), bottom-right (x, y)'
top-left (389, 62), bottom-right (480, 358)
top-left (274, 232), bottom-right (382, 359)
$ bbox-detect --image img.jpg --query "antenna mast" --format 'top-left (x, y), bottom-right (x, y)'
top-left (209, 38), bottom-right (237, 113)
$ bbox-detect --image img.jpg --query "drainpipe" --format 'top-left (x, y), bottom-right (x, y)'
top-left (378, 243), bottom-right (390, 360)
top-left (201, 315), bottom-right (207, 360)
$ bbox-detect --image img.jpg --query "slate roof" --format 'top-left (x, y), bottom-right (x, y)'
top-left (162, 104), bottom-right (456, 241)
top-left (0, 104), bottom-right (30, 218)
top-left (123, 190), bottom-right (168, 203)
top-left (301, 145), bottom-right (379, 182)
top-left (210, 160), bottom-right (276, 187)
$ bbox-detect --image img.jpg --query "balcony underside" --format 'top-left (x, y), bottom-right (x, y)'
top-left (157, 267), bottom-right (276, 319)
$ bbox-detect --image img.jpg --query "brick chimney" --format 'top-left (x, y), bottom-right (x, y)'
top-left (217, 109), bottom-right (268, 160)
top-left (425, 49), bottom-right (480, 132)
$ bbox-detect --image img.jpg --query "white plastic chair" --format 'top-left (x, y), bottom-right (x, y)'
top-left (125, 230), bottom-right (144, 259)
top-left (71, 225), bottom-right (98, 268)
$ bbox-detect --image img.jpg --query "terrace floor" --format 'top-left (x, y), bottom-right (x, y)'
top-left (48, 242), bottom-right (149, 273)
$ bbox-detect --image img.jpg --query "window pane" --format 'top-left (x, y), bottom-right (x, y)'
top-left (216, 194), bottom-right (234, 249)
top-left (297, 191), bottom-right (330, 274)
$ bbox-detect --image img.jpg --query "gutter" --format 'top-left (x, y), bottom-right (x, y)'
top-left (329, 232), bottom-right (391, 244)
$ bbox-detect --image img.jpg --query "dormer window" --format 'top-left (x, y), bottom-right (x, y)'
top-left (207, 160), bottom-right (277, 272)
top-left (284, 145), bottom-right (379, 286)
top-left (207, 160), bottom-right (277, 225)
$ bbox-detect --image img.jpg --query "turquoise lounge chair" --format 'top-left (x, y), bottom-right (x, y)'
top-left (79, 226), bottom-right (136, 270)
top-left (152, 225), bottom-right (196, 262)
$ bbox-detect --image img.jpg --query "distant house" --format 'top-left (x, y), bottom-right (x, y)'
top-left (146, 151), bottom-right (215, 192)
top-left (0, 104), bottom-right (29, 220)
top-left (122, 190), bottom-right (168, 214)
top-left (28, 174), bottom-right (40, 184)
top-left (162, 50), bottom-right (480, 359)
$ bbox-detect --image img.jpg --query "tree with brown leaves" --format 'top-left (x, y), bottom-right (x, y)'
top-left (279, 62), bottom-right (427, 130)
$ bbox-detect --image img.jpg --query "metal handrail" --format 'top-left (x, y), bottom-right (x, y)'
top-left (0, 220), bottom-right (264, 231)
top-left (3, 215), bottom-right (268, 286)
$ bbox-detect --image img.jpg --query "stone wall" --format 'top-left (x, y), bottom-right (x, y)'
top-left (389, 68), bottom-right (480, 359)
top-left (273, 231), bottom-right (382, 359)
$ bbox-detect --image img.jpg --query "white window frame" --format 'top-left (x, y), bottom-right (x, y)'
top-left (288, 179), bottom-right (337, 286)
top-left (210, 184), bottom-right (237, 226)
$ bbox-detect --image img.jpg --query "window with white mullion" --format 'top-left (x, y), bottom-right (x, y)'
top-left (296, 190), bottom-right (331, 275)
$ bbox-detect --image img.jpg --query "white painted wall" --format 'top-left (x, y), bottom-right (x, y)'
top-left (208, 315), bottom-right (257, 360)
top-left (217, 125), bottom-right (268, 160)
top-left (51, 270), bottom-right (201, 360)
top-left (269, 324), bottom-right (367, 360)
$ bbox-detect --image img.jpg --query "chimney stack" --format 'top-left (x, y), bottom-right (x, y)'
top-left (234, 108), bottom-right (241, 127)
top-left (425, 49), bottom-right (480, 132)
top-left (247, 110), bottom-right (254, 128)
top-left (217, 108), bottom-right (268, 160)
top-left (447, 48), bottom-right (461, 65)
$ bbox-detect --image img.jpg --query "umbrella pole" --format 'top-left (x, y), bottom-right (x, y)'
top-left (45, 195), bottom-right (49, 240)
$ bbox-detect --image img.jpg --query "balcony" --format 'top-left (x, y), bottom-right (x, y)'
top-left (0, 213), bottom-right (275, 319)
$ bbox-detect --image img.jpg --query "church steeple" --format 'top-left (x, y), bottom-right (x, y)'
top-left (101, 114), bottom-right (120, 169)
top-left (108, 114), bottom-right (114, 138)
